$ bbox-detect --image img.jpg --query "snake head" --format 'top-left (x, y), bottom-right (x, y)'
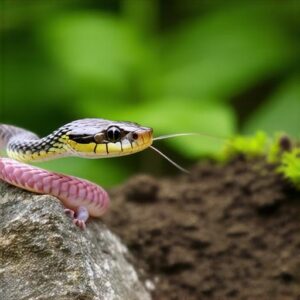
top-left (65, 118), bottom-right (153, 158)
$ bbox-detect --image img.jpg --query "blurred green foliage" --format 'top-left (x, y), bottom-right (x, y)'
top-left (280, 149), bottom-right (300, 189)
top-left (220, 130), bottom-right (300, 189)
top-left (220, 131), bottom-right (269, 161)
top-left (1, 0), bottom-right (300, 186)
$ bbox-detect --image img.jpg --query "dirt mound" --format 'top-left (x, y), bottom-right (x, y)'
top-left (103, 158), bottom-right (300, 300)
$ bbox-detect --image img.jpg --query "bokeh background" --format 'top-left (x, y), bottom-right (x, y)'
top-left (1, 0), bottom-right (300, 186)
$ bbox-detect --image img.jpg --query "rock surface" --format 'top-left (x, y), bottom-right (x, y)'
top-left (0, 181), bottom-right (151, 300)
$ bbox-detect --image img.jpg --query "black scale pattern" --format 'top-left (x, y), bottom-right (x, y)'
top-left (0, 124), bottom-right (71, 155)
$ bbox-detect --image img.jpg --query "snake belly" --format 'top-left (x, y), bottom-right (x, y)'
top-left (0, 119), bottom-right (153, 225)
top-left (0, 157), bottom-right (109, 217)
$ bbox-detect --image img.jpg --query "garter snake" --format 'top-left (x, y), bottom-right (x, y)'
top-left (0, 118), bottom-right (153, 229)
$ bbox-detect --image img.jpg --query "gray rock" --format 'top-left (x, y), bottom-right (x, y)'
top-left (0, 181), bottom-right (151, 300)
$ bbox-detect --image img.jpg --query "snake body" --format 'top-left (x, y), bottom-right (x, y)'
top-left (0, 118), bottom-right (153, 228)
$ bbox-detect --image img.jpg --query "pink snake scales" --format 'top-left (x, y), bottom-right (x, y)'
top-left (0, 119), bottom-right (153, 229)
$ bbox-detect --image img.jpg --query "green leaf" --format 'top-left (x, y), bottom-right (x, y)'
top-left (157, 4), bottom-right (295, 100)
top-left (244, 76), bottom-right (300, 138)
top-left (39, 12), bottom-right (148, 97)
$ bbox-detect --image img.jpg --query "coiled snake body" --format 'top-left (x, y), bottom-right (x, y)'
top-left (0, 118), bottom-right (153, 229)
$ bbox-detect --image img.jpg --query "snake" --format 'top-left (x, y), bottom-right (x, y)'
top-left (0, 118), bottom-right (153, 229)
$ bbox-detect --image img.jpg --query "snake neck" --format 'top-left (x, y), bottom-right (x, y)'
top-left (0, 124), bottom-right (29, 149)
top-left (0, 124), bottom-right (69, 162)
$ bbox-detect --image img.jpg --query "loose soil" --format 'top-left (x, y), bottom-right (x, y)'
top-left (103, 158), bottom-right (300, 300)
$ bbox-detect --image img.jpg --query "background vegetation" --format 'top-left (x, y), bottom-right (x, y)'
top-left (1, 0), bottom-right (300, 186)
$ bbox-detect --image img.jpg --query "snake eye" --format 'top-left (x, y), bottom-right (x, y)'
top-left (106, 126), bottom-right (121, 142)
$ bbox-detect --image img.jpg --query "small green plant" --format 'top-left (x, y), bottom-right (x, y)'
top-left (219, 131), bottom-right (300, 189)
top-left (220, 131), bottom-right (269, 161)
top-left (279, 149), bottom-right (300, 189)
top-left (266, 133), bottom-right (292, 163)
